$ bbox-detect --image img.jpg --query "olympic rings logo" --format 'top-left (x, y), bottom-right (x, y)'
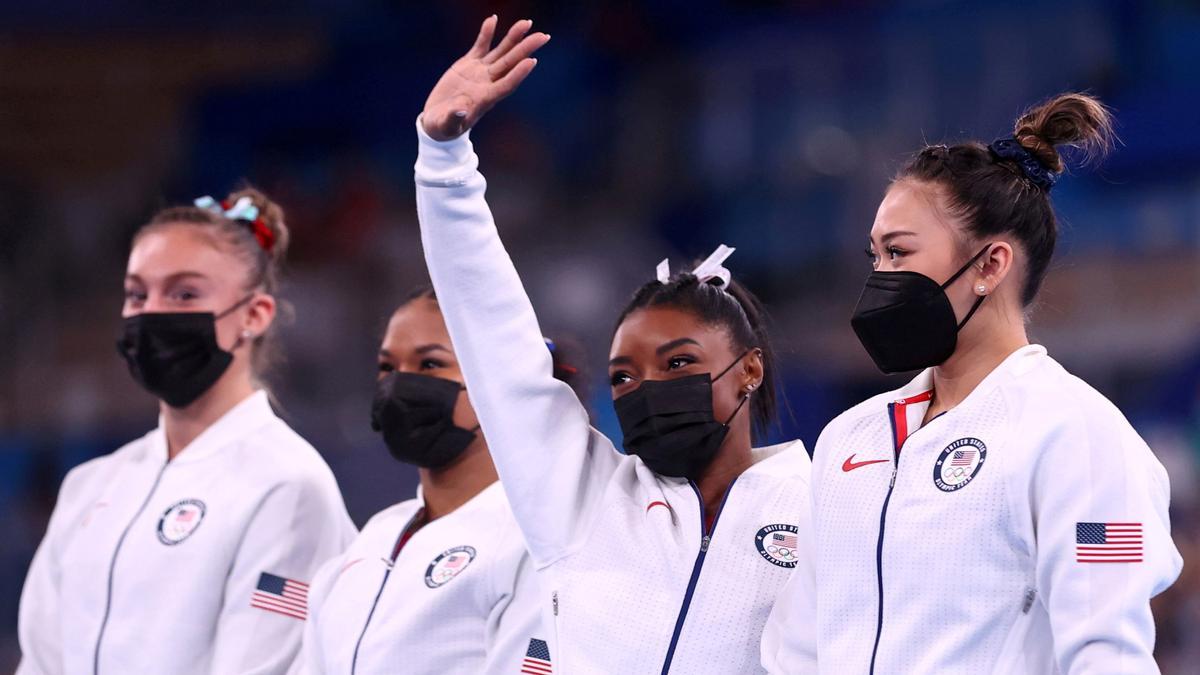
top-left (766, 545), bottom-right (796, 559)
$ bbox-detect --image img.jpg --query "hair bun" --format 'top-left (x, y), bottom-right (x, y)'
top-left (226, 186), bottom-right (290, 260)
top-left (1012, 92), bottom-right (1115, 172)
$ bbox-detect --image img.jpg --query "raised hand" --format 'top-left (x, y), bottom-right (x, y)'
top-left (421, 16), bottom-right (550, 141)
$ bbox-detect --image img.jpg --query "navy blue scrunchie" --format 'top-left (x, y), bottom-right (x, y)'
top-left (988, 138), bottom-right (1059, 191)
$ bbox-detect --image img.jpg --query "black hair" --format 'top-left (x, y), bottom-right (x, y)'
top-left (897, 93), bottom-right (1115, 306)
top-left (614, 273), bottom-right (778, 443)
top-left (398, 285), bottom-right (589, 400)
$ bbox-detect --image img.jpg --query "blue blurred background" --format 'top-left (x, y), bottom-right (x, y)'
top-left (1, 0), bottom-right (1198, 670)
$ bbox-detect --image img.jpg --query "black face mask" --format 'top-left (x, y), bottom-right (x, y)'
top-left (850, 246), bottom-right (991, 374)
top-left (370, 372), bottom-right (479, 469)
top-left (613, 354), bottom-right (751, 479)
top-left (116, 296), bottom-right (252, 408)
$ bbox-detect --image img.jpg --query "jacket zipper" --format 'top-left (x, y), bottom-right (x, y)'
top-left (92, 460), bottom-right (169, 675)
top-left (659, 479), bottom-right (737, 675)
top-left (867, 402), bottom-right (901, 675)
top-left (869, 397), bottom-right (939, 674)
top-left (350, 509), bottom-right (425, 674)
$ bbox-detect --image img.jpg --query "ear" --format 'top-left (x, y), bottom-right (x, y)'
top-left (974, 242), bottom-right (1015, 296)
top-left (241, 293), bottom-right (277, 344)
top-left (739, 348), bottom-right (765, 396)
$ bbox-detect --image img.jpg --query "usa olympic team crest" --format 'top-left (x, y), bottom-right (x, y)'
top-left (933, 437), bottom-right (987, 492)
top-left (156, 498), bottom-right (206, 545)
top-left (425, 545), bottom-right (476, 588)
top-left (755, 524), bottom-right (799, 568)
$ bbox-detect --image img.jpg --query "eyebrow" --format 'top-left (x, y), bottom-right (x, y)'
top-left (609, 337), bottom-right (701, 367)
top-left (415, 344), bottom-right (452, 355)
top-left (874, 231), bottom-right (919, 246)
top-left (124, 271), bottom-right (210, 284)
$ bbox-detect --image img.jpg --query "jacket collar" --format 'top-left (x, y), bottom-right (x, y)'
top-left (151, 390), bottom-right (277, 465)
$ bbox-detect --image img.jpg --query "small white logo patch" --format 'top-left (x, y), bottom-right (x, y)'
top-left (425, 546), bottom-right (476, 588)
top-left (933, 438), bottom-right (987, 492)
top-left (156, 499), bottom-right (206, 545)
top-left (755, 524), bottom-right (799, 568)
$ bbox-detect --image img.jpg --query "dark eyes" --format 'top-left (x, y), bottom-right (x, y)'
top-left (865, 246), bottom-right (907, 266)
top-left (609, 355), bottom-right (697, 387)
top-left (377, 359), bottom-right (447, 374)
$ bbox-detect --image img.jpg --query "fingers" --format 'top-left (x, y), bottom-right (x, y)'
top-left (491, 57), bottom-right (539, 99)
top-left (467, 15), bottom-right (498, 58)
top-left (489, 32), bottom-right (550, 79)
top-left (482, 18), bottom-right (532, 64)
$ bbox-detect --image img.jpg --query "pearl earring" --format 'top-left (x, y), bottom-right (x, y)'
top-left (241, 329), bottom-right (253, 339)
top-left (976, 285), bottom-right (987, 294)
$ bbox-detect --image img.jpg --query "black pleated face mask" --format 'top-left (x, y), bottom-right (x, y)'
top-left (850, 245), bottom-right (991, 374)
top-left (613, 353), bottom-right (750, 479)
top-left (370, 372), bottom-right (478, 469)
top-left (116, 296), bottom-right (252, 408)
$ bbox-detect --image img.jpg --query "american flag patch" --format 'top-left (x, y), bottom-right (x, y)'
top-left (1076, 522), bottom-right (1143, 563)
top-left (773, 532), bottom-right (798, 548)
top-left (250, 572), bottom-right (309, 620)
top-left (950, 450), bottom-right (976, 467)
top-left (521, 638), bottom-right (552, 674)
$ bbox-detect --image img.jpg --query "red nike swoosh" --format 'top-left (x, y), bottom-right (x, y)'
top-left (842, 454), bottom-right (890, 472)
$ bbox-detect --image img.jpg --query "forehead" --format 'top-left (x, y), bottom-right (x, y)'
top-left (870, 180), bottom-right (960, 241)
top-left (127, 225), bottom-right (236, 282)
top-left (610, 306), bottom-right (734, 358)
top-left (383, 298), bottom-right (451, 349)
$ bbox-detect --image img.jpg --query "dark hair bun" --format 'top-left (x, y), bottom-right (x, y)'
top-left (1013, 93), bottom-right (1116, 172)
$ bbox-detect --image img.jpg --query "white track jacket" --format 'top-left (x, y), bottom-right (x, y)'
top-left (295, 481), bottom-right (550, 674)
top-left (763, 344), bottom-right (1182, 674)
top-left (18, 390), bottom-right (356, 675)
top-left (414, 119), bottom-right (814, 674)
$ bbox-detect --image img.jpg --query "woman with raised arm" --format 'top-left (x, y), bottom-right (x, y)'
top-left (412, 16), bottom-right (815, 674)
top-left (18, 189), bottom-right (355, 675)
top-left (295, 288), bottom-right (575, 674)
top-left (764, 94), bottom-right (1182, 673)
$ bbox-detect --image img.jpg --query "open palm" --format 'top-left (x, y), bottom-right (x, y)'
top-left (422, 16), bottom-right (550, 141)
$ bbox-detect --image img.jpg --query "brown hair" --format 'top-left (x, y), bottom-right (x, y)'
top-left (897, 93), bottom-right (1115, 305)
top-left (135, 186), bottom-right (291, 374)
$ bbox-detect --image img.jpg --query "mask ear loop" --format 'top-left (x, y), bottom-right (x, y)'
top-left (712, 348), bottom-right (758, 426)
top-left (939, 245), bottom-right (992, 331)
top-left (452, 382), bottom-right (483, 435)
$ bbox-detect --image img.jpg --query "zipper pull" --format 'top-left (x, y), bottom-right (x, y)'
top-left (382, 557), bottom-right (395, 570)
top-left (700, 535), bottom-right (711, 552)
top-left (889, 466), bottom-right (898, 489)
top-left (1021, 587), bottom-right (1037, 614)
top-left (552, 591), bottom-right (559, 616)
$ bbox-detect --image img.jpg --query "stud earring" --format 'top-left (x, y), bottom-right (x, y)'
top-left (976, 285), bottom-right (988, 295)
top-left (241, 329), bottom-right (253, 339)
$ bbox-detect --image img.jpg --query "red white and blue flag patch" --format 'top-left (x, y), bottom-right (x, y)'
top-left (521, 638), bottom-right (552, 674)
top-left (250, 572), bottom-right (309, 620)
top-left (1076, 522), bottom-right (1143, 563)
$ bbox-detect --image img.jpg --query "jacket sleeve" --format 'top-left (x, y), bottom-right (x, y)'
top-left (286, 553), bottom-right (344, 675)
top-left (481, 517), bottom-right (552, 675)
top-left (760, 432), bottom-right (826, 674)
top-left (210, 476), bottom-right (356, 674)
top-left (1028, 402), bottom-right (1183, 674)
top-left (16, 469), bottom-right (84, 675)
top-left (414, 117), bottom-right (623, 567)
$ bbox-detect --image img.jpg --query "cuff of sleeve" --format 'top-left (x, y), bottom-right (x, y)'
top-left (414, 115), bottom-right (478, 186)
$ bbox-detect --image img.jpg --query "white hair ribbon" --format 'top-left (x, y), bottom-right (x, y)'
top-left (690, 244), bottom-right (736, 288)
top-left (655, 244), bottom-right (737, 289)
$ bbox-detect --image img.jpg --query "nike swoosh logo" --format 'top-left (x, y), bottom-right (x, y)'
top-left (842, 454), bottom-right (890, 472)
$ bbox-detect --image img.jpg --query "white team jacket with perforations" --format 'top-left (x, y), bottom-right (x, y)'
top-left (762, 344), bottom-right (1182, 674)
top-left (414, 120), bottom-right (815, 674)
top-left (294, 481), bottom-right (550, 674)
top-left (18, 390), bottom-right (356, 675)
